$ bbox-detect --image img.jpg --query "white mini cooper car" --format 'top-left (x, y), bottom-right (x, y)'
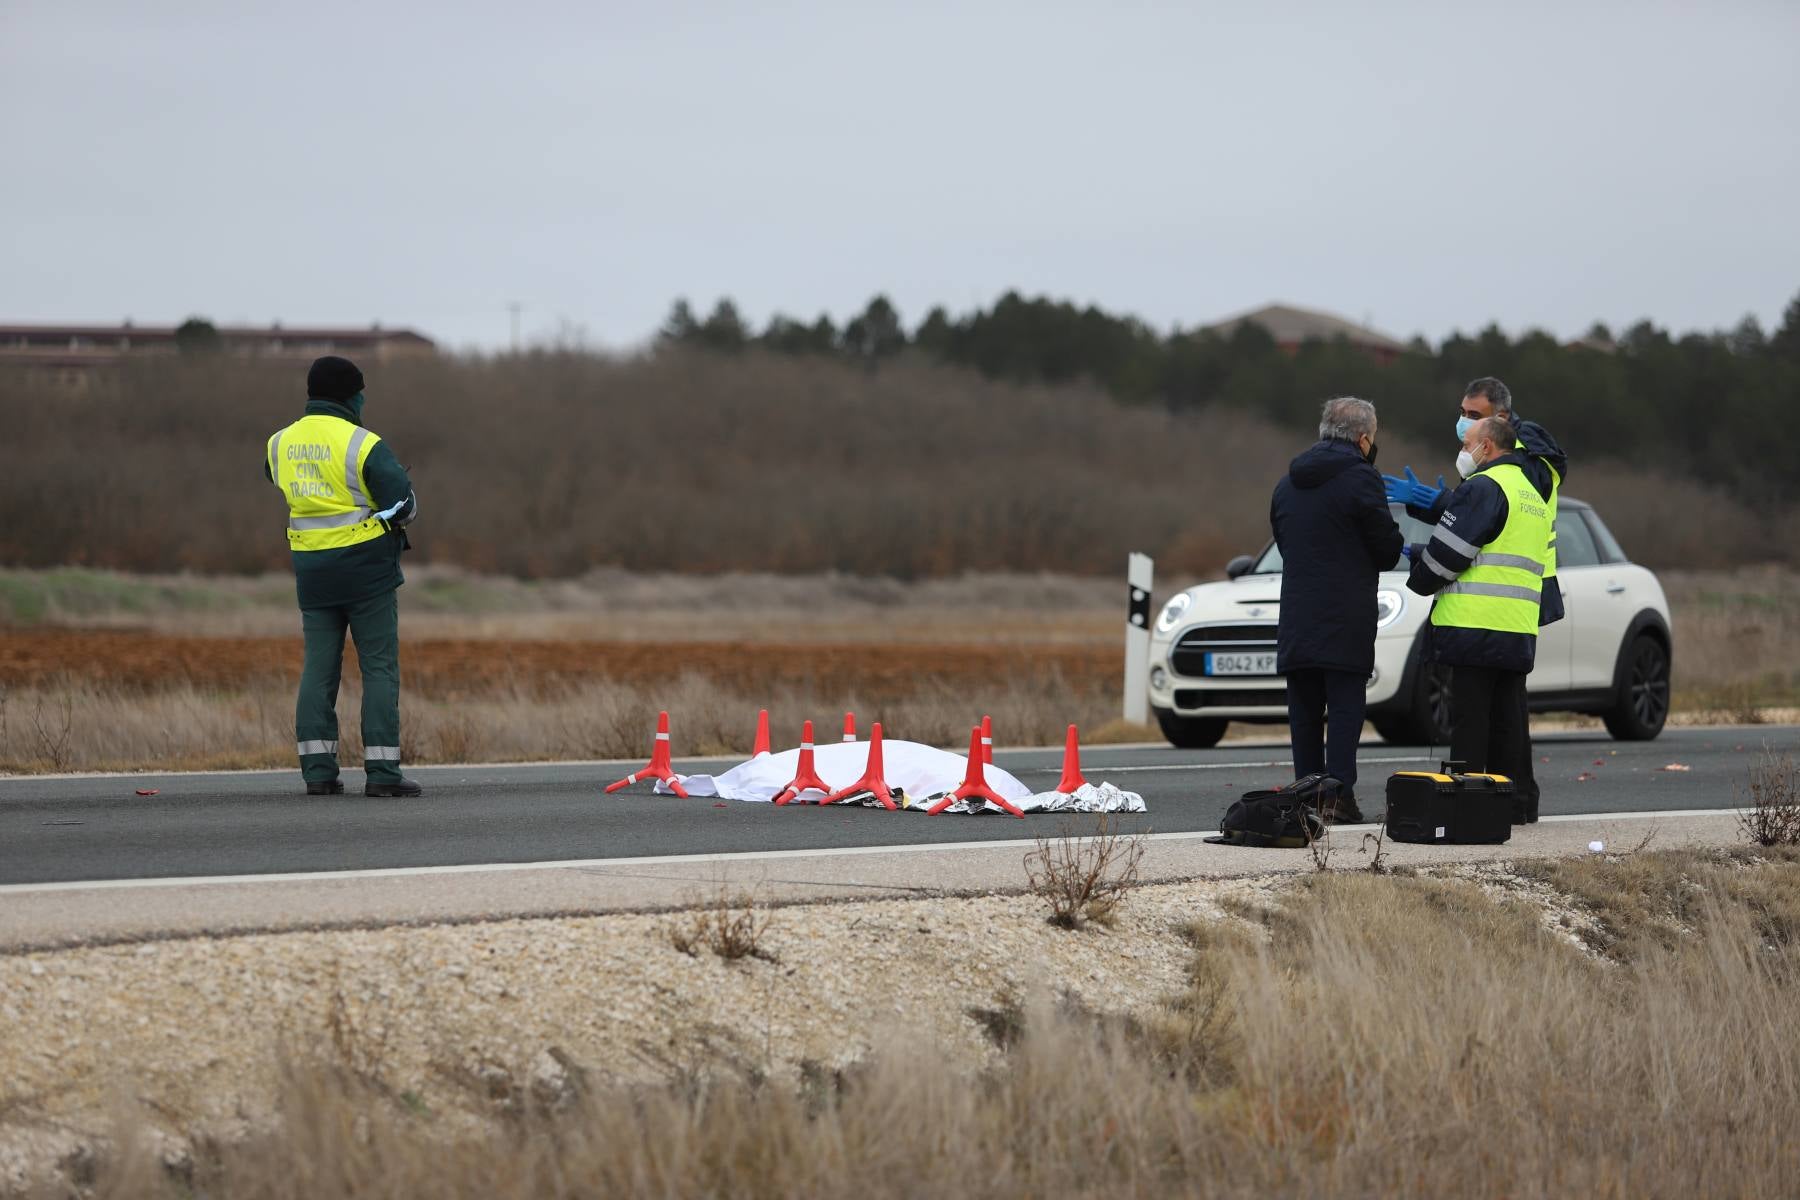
top-left (1147, 498), bottom-right (1673, 748)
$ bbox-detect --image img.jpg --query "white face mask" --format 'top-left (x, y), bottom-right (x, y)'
top-left (1456, 448), bottom-right (1480, 479)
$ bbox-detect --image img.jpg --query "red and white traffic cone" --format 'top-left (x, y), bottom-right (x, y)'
top-left (772, 719), bottom-right (832, 806)
top-left (1055, 724), bottom-right (1089, 794)
top-left (841, 712), bottom-right (857, 742)
top-left (752, 708), bottom-right (771, 758)
top-left (928, 725), bottom-right (1024, 818)
top-left (604, 711), bottom-right (689, 798)
top-left (980, 714), bottom-right (993, 766)
top-left (821, 721), bottom-right (895, 810)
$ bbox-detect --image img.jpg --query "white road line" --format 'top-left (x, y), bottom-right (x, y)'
top-left (1029, 754), bottom-right (1432, 774)
top-left (0, 808), bottom-right (1738, 896)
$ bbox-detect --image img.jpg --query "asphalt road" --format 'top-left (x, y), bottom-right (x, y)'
top-left (1, 725), bottom-right (1791, 886)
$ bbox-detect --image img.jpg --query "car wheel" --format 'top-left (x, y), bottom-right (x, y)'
top-left (1603, 633), bottom-right (1670, 741)
top-left (1420, 662), bottom-right (1455, 745)
top-left (1374, 660), bottom-right (1454, 745)
top-left (1153, 708), bottom-right (1228, 749)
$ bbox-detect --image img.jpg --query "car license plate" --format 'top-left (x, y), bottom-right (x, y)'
top-left (1204, 651), bottom-right (1277, 676)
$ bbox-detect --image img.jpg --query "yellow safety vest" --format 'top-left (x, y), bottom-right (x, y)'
top-left (1430, 462), bottom-right (1552, 637)
top-left (1514, 435), bottom-right (1561, 582)
top-left (1544, 461), bottom-right (1561, 582)
top-left (266, 415), bottom-right (388, 552)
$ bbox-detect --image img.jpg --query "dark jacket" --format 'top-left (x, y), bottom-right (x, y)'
top-left (263, 397), bottom-right (414, 610)
top-left (1404, 449), bottom-right (1540, 674)
top-left (1407, 412), bottom-right (1568, 625)
top-left (1271, 438), bottom-right (1404, 675)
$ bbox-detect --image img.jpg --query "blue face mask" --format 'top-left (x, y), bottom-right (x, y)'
top-left (1455, 415), bottom-right (1474, 441)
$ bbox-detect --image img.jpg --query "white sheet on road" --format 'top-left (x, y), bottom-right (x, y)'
top-left (654, 740), bottom-right (1144, 815)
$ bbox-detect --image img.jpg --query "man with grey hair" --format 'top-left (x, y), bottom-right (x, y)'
top-left (1270, 396), bottom-right (1404, 821)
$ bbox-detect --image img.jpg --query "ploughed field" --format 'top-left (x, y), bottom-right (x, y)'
top-left (1, 563), bottom-right (1796, 773)
top-left (0, 629), bottom-right (1117, 697)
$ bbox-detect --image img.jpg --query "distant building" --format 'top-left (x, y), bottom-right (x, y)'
top-left (0, 321), bottom-right (436, 387)
top-left (1565, 331), bottom-right (1618, 354)
top-left (1199, 302), bottom-right (1409, 366)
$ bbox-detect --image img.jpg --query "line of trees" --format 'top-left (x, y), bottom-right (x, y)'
top-left (660, 289), bottom-right (1800, 504)
top-left (2, 347), bottom-right (1790, 578)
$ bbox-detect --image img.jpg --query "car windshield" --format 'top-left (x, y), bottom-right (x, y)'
top-left (1248, 504), bottom-right (1435, 574)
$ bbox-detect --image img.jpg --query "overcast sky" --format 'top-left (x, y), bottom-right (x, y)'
top-left (4, 0), bottom-right (1796, 353)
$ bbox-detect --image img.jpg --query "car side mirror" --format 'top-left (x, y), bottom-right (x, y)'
top-left (1225, 555), bottom-right (1255, 580)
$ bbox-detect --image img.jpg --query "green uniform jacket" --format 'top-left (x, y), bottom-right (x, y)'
top-left (264, 397), bottom-right (414, 610)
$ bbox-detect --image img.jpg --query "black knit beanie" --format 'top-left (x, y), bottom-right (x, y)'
top-left (306, 355), bottom-right (365, 401)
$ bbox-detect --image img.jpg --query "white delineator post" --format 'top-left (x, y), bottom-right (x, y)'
top-left (1123, 552), bottom-right (1153, 724)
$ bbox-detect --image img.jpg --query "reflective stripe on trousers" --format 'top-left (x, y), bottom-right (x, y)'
top-left (297, 739), bottom-right (339, 756)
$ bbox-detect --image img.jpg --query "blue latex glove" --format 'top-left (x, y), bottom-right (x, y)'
top-left (1401, 544), bottom-right (1414, 560)
top-left (1381, 466), bottom-right (1444, 509)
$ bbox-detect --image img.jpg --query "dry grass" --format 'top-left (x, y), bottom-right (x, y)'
top-left (1663, 565), bottom-right (1800, 712)
top-left (30, 849), bottom-right (1800, 1199)
top-left (0, 674), bottom-right (1127, 774)
top-left (1022, 815), bottom-right (1146, 928)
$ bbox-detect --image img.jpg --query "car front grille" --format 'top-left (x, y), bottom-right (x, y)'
top-left (1175, 687), bottom-right (1287, 710)
top-left (1170, 623), bottom-right (1279, 677)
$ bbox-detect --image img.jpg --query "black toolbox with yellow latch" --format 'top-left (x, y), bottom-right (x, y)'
top-left (1384, 761), bottom-right (1514, 845)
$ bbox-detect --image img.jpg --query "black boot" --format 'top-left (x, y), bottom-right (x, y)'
top-left (306, 780), bottom-right (345, 796)
top-left (365, 777), bottom-right (424, 798)
top-left (1321, 783), bottom-right (1365, 825)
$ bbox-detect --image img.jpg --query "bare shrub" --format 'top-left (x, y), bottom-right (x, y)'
top-left (1738, 747), bottom-right (1800, 847)
top-left (1360, 822), bottom-right (1389, 873)
top-left (1022, 815), bottom-right (1145, 928)
top-left (668, 890), bottom-right (775, 962)
top-left (30, 691), bottom-right (73, 770)
top-left (1307, 820), bottom-right (1333, 871)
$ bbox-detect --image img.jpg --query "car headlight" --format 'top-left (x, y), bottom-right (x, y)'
top-left (1376, 588), bottom-right (1405, 629)
top-left (1155, 593), bottom-right (1191, 633)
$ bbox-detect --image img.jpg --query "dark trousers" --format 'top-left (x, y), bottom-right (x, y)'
top-left (1450, 666), bottom-right (1534, 818)
top-left (1285, 668), bottom-right (1367, 790)
top-left (1511, 686), bottom-right (1540, 810)
top-left (297, 589), bottom-right (402, 785)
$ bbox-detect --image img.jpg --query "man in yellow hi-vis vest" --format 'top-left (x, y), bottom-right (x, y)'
top-left (264, 356), bottom-right (421, 797)
top-left (1403, 416), bottom-right (1553, 818)
top-left (1385, 376), bottom-right (1567, 820)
